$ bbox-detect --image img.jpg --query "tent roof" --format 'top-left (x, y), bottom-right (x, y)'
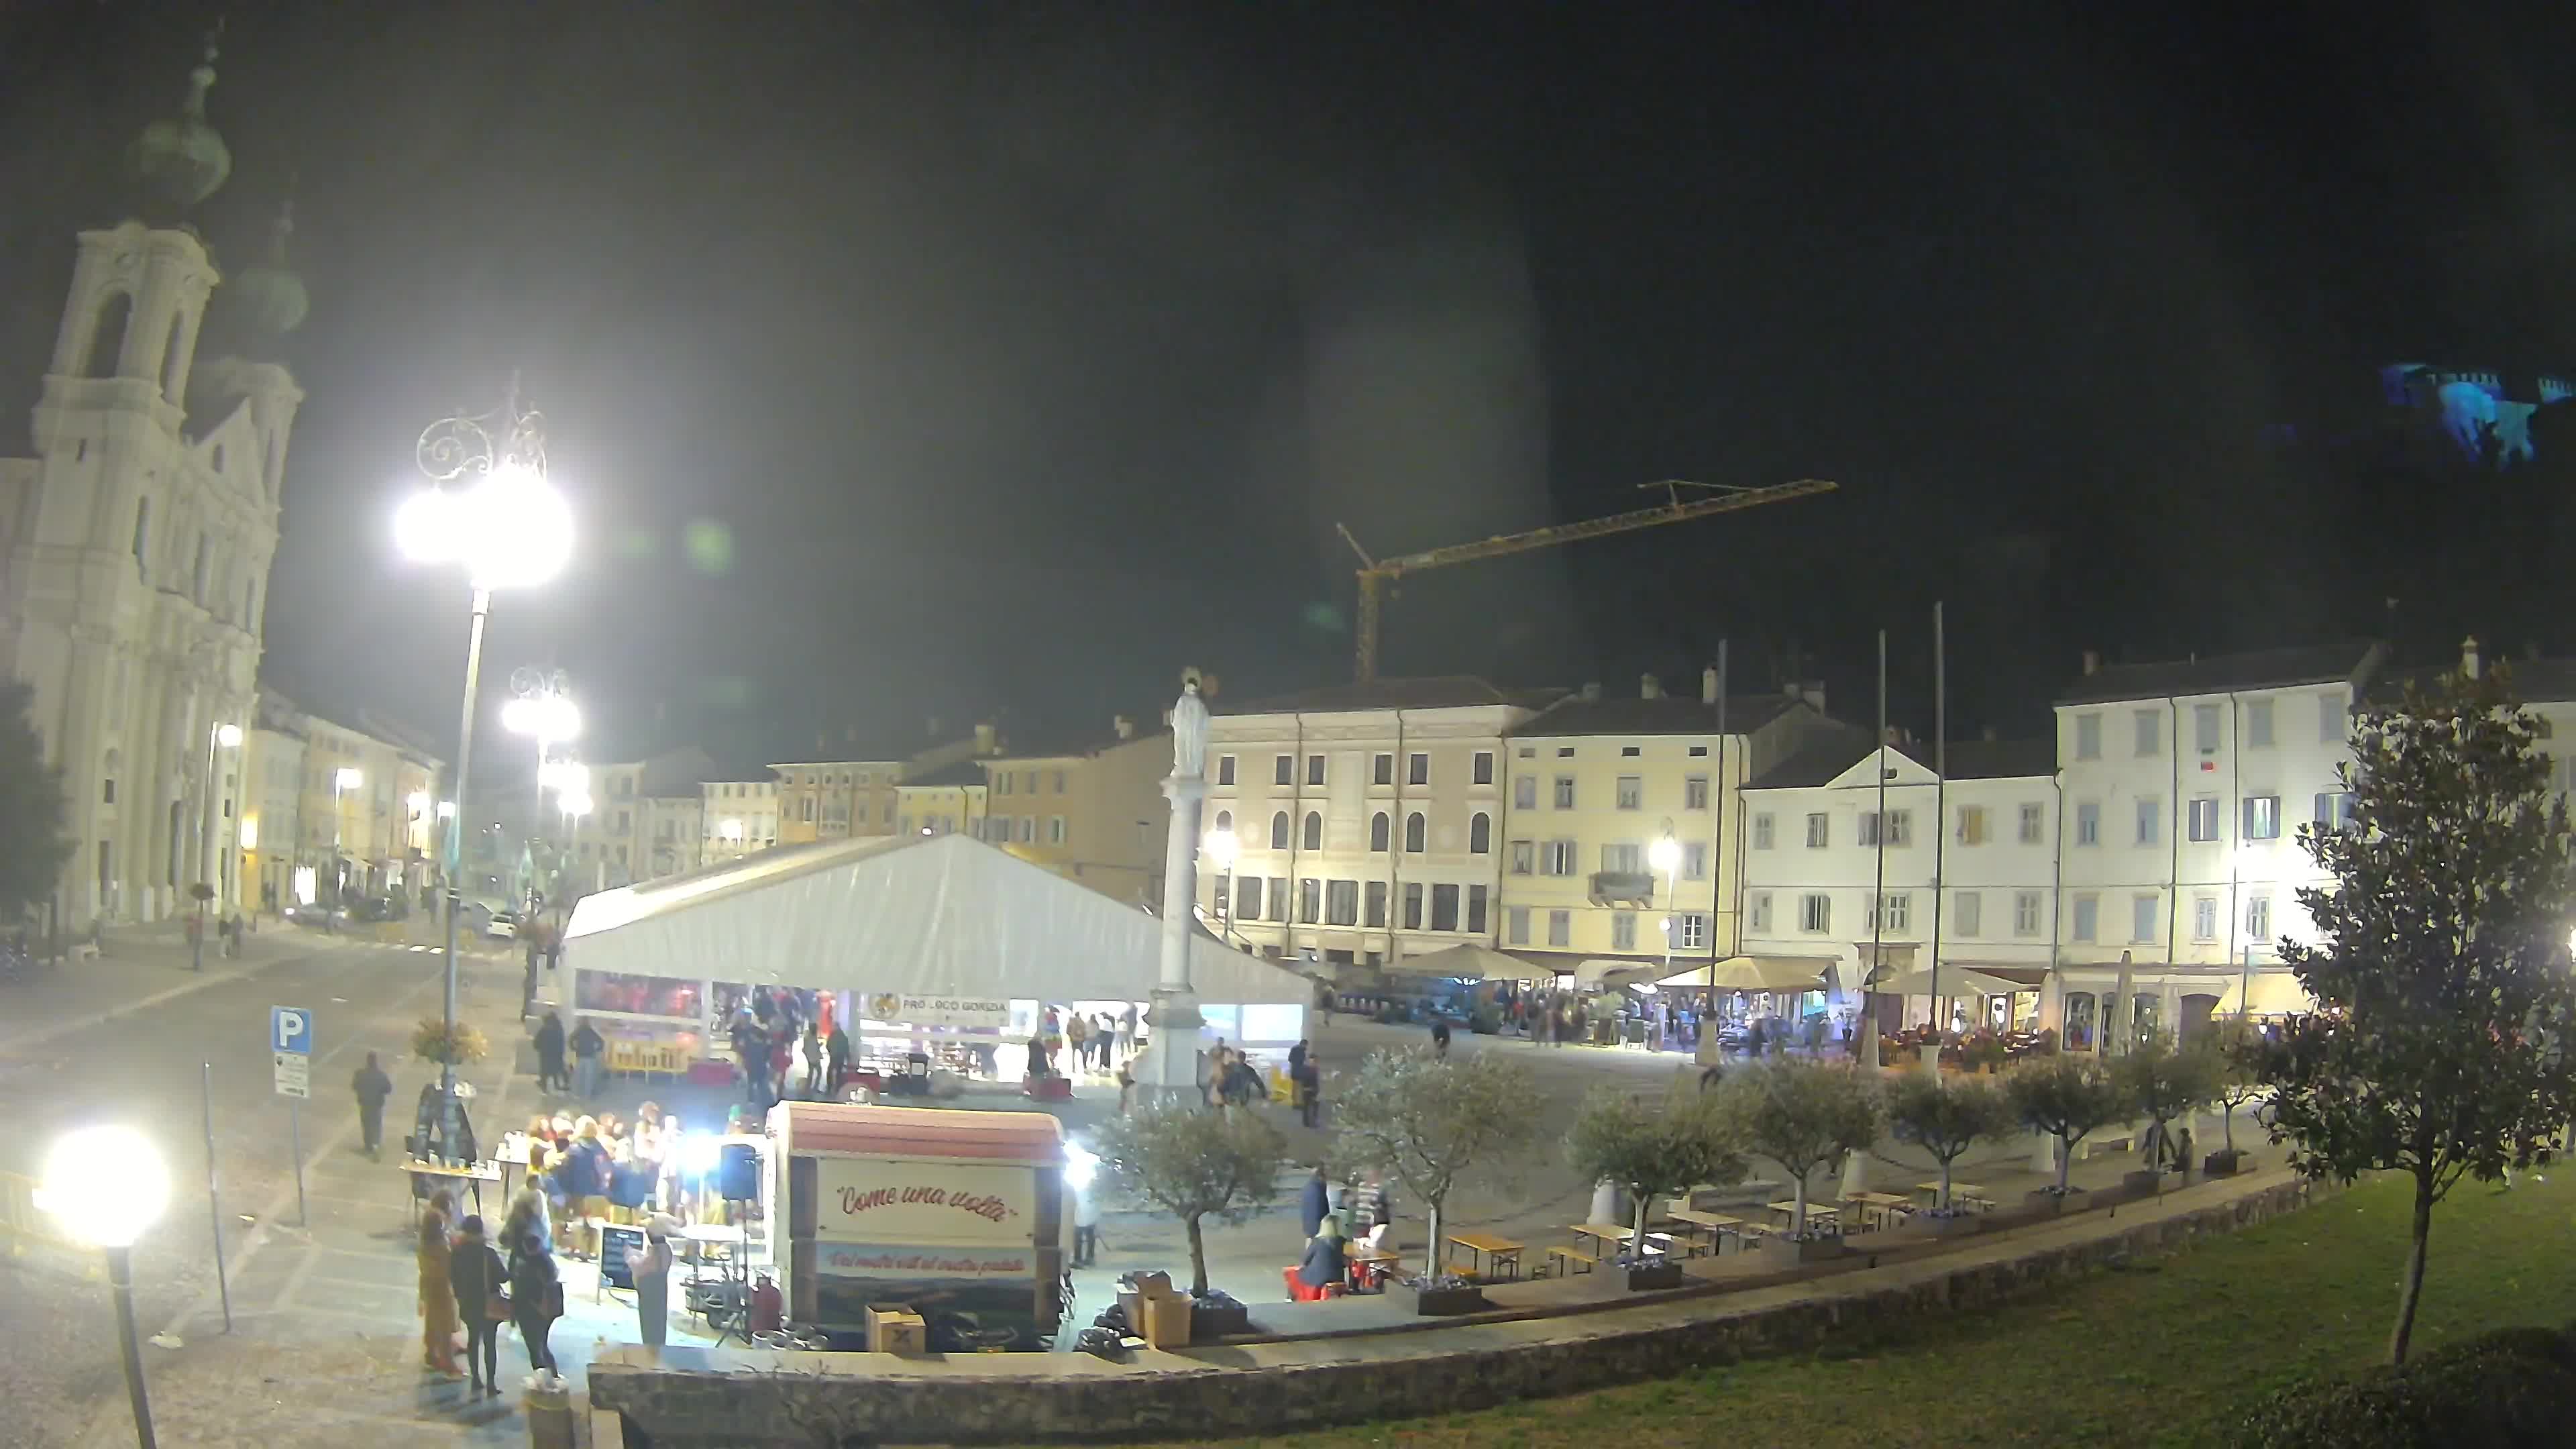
top-left (1383, 943), bottom-right (1529, 979)
top-left (1659, 955), bottom-right (1839, 991)
top-left (564, 832), bottom-right (1309, 1004)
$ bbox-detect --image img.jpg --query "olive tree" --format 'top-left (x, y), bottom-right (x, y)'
top-left (2006, 1055), bottom-right (2129, 1195)
top-left (1093, 1099), bottom-right (1285, 1297)
top-left (2208, 1016), bottom-right (2267, 1160)
top-left (2257, 664), bottom-right (2576, 1365)
top-left (2113, 1033), bottom-right (2221, 1174)
top-left (1717, 1057), bottom-right (1881, 1236)
top-left (1562, 1085), bottom-right (1746, 1262)
top-left (1884, 1071), bottom-right (2016, 1212)
top-left (1332, 1046), bottom-right (1543, 1265)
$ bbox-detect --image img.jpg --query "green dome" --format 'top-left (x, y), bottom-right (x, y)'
top-left (227, 202), bottom-right (307, 337)
top-left (126, 46), bottom-right (230, 213)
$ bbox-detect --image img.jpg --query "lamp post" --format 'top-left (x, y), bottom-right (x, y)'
top-left (557, 784), bottom-right (594, 913)
top-left (38, 1124), bottom-right (170, 1448)
top-left (1203, 825), bottom-right (1239, 944)
top-left (503, 670), bottom-right (579, 914)
top-left (331, 766), bottom-right (362, 907)
top-left (398, 388), bottom-right (574, 1134)
top-left (1649, 828), bottom-right (1680, 970)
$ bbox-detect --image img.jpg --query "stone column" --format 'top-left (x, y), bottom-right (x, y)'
top-left (1140, 680), bottom-right (1210, 1102)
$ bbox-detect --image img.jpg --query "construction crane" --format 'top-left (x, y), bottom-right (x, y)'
top-left (1335, 477), bottom-right (1838, 683)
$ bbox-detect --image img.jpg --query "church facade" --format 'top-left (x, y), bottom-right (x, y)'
top-left (0, 38), bottom-right (304, 927)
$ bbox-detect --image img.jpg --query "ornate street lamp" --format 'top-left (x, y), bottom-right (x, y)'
top-left (396, 388), bottom-right (573, 1138)
top-left (39, 1125), bottom-right (170, 1448)
top-left (503, 668), bottom-right (579, 912)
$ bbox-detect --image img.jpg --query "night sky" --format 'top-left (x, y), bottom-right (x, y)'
top-left (5, 3), bottom-right (2575, 768)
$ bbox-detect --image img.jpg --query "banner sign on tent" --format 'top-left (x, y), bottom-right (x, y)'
top-left (815, 1159), bottom-right (1030, 1245)
top-left (866, 993), bottom-right (1010, 1030)
top-left (816, 1244), bottom-right (1035, 1279)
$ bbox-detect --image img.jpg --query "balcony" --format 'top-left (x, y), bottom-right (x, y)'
top-left (1589, 870), bottom-right (1656, 905)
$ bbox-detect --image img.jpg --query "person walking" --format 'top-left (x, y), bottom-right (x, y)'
top-left (1066, 1012), bottom-right (1092, 1075)
top-left (352, 1051), bottom-right (394, 1160)
top-left (415, 1207), bottom-right (461, 1377)
top-left (569, 1017), bottom-right (606, 1100)
top-left (1430, 1017), bottom-right (1452, 1059)
top-left (508, 1228), bottom-right (562, 1375)
top-left (799, 1023), bottom-right (822, 1099)
top-left (1116, 1003), bottom-right (1138, 1062)
top-left (564, 1120), bottom-right (612, 1260)
top-left (628, 1214), bottom-right (678, 1348)
top-left (825, 1020), bottom-right (851, 1096)
top-left (533, 1012), bottom-right (568, 1095)
top-left (448, 1214), bottom-right (506, 1397)
top-left (1294, 1054), bottom-right (1322, 1129)
top-left (1299, 1165), bottom-right (1332, 1240)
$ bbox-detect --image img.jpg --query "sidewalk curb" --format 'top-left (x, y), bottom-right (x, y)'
top-left (0, 947), bottom-right (311, 1056)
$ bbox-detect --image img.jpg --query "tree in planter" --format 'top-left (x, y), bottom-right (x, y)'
top-left (2207, 1016), bottom-right (2267, 1165)
top-left (1093, 1100), bottom-right (1284, 1297)
top-left (2005, 1054), bottom-right (2129, 1195)
top-left (1717, 1057), bottom-right (1881, 1236)
top-left (0, 683), bottom-right (70, 924)
top-left (2255, 663), bottom-right (2576, 1366)
top-left (1884, 1071), bottom-right (2015, 1213)
top-left (1332, 1045), bottom-right (1543, 1275)
top-left (2112, 1032), bottom-right (2221, 1175)
top-left (1562, 1085), bottom-right (1746, 1265)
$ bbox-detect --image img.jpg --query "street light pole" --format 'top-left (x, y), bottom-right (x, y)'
top-left (36, 1125), bottom-right (169, 1449)
top-left (398, 385), bottom-right (574, 1143)
top-left (105, 1244), bottom-right (155, 1449)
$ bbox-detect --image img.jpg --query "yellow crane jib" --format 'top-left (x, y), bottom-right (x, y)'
top-left (1338, 476), bottom-right (1837, 682)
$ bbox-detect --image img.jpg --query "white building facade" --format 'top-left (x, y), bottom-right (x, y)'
top-left (2047, 643), bottom-right (2379, 1049)
top-left (1203, 678), bottom-right (1558, 971)
top-left (1497, 673), bottom-right (1833, 977)
top-left (0, 50), bottom-right (305, 928)
top-left (1741, 733), bottom-right (2060, 1034)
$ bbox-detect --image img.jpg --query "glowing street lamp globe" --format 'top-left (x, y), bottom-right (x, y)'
top-left (213, 722), bottom-right (243, 749)
top-left (37, 1126), bottom-right (169, 1248)
top-left (396, 461), bottom-right (574, 592)
top-left (1202, 826), bottom-right (1239, 871)
top-left (557, 789), bottom-right (594, 820)
top-left (503, 692), bottom-right (582, 743)
top-left (1648, 836), bottom-right (1681, 874)
top-left (334, 766), bottom-right (363, 792)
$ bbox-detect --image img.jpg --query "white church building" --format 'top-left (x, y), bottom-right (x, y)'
top-left (0, 37), bottom-right (306, 927)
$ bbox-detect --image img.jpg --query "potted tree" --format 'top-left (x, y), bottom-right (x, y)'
top-left (1562, 1085), bottom-right (1746, 1289)
top-left (2205, 1016), bottom-right (2266, 1176)
top-left (2112, 1032), bottom-right (2222, 1194)
top-left (1717, 1057), bottom-right (1881, 1262)
top-left (1884, 1071), bottom-right (2015, 1237)
top-left (1093, 1102), bottom-right (1284, 1339)
top-left (412, 1017), bottom-right (490, 1068)
top-left (2005, 1055), bottom-right (2129, 1212)
top-left (1334, 1046), bottom-right (1542, 1312)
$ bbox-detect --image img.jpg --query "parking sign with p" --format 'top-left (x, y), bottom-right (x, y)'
top-left (272, 1006), bottom-right (312, 1055)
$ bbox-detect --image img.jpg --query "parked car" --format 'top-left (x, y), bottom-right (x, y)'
top-left (483, 910), bottom-right (518, 941)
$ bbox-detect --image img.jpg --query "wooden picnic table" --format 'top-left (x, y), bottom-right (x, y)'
top-left (1664, 1207), bottom-right (1743, 1254)
top-left (1570, 1222), bottom-right (1668, 1258)
top-left (1916, 1181), bottom-right (1995, 1210)
top-left (1768, 1200), bottom-right (1837, 1229)
top-left (1345, 1244), bottom-right (1401, 1291)
top-left (403, 1157), bottom-right (500, 1224)
top-left (1843, 1191), bottom-right (1914, 1230)
top-left (1446, 1231), bottom-right (1526, 1280)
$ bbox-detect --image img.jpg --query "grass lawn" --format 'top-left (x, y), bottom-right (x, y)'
top-left (1137, 1170), bottom-right (2576, 1449)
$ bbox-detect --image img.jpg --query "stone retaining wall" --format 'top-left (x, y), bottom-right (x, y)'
top-left (591, 1174), bottom-right (2317, 1447)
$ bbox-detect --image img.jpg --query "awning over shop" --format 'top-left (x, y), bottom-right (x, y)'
top-left (1383, 943), bottom-right (1529, 981)
top-left (1666, 955), bottom-right (1838, 991)
top-left (1878, 967), bottom-right (2042, 998)
top-left (2218, 969), bottom-right (2315, 1016)
top-left (564, 831), bottom-right (1310, 1004)
top-left (1574, 958), bottom-right (1665, 991)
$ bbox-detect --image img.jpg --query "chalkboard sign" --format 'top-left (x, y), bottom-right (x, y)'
top-left (600, 1226), bottom-right (644, 1291)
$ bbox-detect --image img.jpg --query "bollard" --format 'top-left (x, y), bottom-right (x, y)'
top-left (523, 1371), bottom-right (576, 1449)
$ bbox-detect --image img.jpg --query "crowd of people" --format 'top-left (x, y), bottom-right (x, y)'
top-left (412, 1187), bottom-right (574, 1397)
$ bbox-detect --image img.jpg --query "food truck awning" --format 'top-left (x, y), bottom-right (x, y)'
top-left (563, 831), bottom-right (1309, 1004)
top-left (772, 1101), bottom-right (1062, 1163)
top-left (1383, 943), bottom-right (1529, 980)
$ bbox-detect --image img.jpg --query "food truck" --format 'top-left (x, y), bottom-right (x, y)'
top-left (766, 1099), bottom-right (1069, 1350)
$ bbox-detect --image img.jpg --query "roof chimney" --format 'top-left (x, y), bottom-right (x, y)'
top-left (2462, 635), bottom-right (2483, 680)
top-left (1113, 714), bottom-right (1136, 740)
top-left (1702, 666), bottom-right (1719, 704)
top-left (1641, 673), bottom-right (1662, 700)
top-left (2081, 649), bottom-right (2102, 676)
top-left (1581, 682), bottom-right (1601, 702)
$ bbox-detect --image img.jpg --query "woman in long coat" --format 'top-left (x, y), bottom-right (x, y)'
top-left (415, 1208), bottom-right (462, 1375)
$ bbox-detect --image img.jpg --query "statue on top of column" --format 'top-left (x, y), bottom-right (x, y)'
top-left (1170, 669), bottom-right (1209, 780)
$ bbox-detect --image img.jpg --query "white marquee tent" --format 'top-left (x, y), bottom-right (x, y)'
top-left (564, 831), bottom-right (1313, 1014)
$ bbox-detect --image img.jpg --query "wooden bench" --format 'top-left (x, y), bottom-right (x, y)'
top-left (1544, 1244), bottom-right (1599, 1276)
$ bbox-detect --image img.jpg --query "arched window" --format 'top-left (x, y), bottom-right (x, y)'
top-left (1405, 812), bottom-right (1426, 853)
top-left (1370, 812), bottom-right (1390, 852)
top-left (1213, 809), bottom-right (1232, 834)
top-left (87, 292), bottom-right (131, 378)
top-left (1270, 812), bottom-right (1289, 851)
top-left (1302, 811), bottom-right (1322, 851)
top-left (1468, 812), bottom-right (1491, 854)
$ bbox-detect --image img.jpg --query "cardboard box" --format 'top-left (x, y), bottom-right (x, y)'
top-left (865, 1303), bottom-right (927, 1355)
top-left (1137, 1293), bottom-right (1193, 1349)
